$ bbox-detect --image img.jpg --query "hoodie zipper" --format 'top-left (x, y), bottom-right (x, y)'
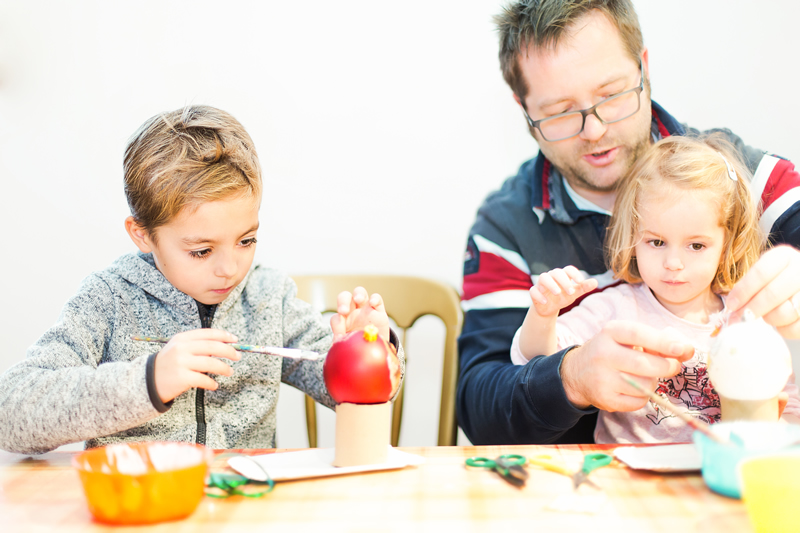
top-left (195, 301), bottom-right (218, 446)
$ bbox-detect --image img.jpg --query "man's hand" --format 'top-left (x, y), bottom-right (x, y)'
top-left (726, 245), bottom-right (800, 338)
top-left (154, 329), bottom-right (241, 403)
top-left (560, 321), bottom-right (695, 411)
top-left (330, 286), bottom-right (391, 342)
top-left (529, 266), bottom-right (598, 317)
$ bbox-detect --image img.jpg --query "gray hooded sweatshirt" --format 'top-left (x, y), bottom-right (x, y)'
top-left (0, 252), bottom-right (404, 455)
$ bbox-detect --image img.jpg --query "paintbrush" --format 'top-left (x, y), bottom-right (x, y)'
top-left (622, 375), bottom-right (728, 444)
top-left (131, 336), bottom-right (322, 361)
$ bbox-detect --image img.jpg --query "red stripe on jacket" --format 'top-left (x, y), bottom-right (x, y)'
top-left (462, 252), bottom-right (532, 301)
top-left (761, 158), bottom-right (800, 211)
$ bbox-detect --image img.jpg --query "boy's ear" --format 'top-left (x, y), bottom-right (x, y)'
top-left (125, 216), bottom-right (154, 253)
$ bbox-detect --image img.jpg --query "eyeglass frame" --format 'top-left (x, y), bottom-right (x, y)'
top-left (521, 58), bottom-right (645, 142)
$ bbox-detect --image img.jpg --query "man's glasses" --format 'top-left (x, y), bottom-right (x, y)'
top-left (522, 59), bottom-right (645, 142)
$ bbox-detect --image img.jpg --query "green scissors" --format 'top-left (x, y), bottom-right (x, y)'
top-left (465, 454), bottom-right (529, 488)
top-left (205, 454), bottom-right (275, 499)
top-left (571, 452), bottom-right (613, 489)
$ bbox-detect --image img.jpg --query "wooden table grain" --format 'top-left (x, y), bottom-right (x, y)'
top-left (0, 444), bottom-right (752, 533)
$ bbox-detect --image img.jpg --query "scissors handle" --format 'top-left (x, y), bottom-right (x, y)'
top-left (572, 453), bottom-right (613, 489)
top-left (581, 453), bottom-right (613, 474)
top-left (465, 455), bottom-right (528, 488)
top-left (497, 454), bottom-right (527, 466)
top-left (528, 455), bottom-right (573, 477)
top-left (465, 456), bottom-right (494, 468)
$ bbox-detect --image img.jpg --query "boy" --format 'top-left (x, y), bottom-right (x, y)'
top-left (0, 105), bottom-right (403, 455)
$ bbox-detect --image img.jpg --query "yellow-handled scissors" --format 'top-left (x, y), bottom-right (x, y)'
top-left (528, 453), bottom-right (613, 489)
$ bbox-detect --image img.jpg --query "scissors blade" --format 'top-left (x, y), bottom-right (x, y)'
top-left (495, 457), bottom-right (528, 487)
top-left (572, 453), bottom-right (613, 489)
top-left (497, 467), bottom-right (527, 487)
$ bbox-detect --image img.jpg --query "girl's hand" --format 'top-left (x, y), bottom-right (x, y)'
top-left (330, 287), bottom-right (391, 342)
top-left (529, 266), bottom-right (598, 317)
top-left (154, 329), bottom-right (241, 403)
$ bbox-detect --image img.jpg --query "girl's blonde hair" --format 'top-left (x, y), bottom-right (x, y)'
top-left (606, 134), bottom-right (764, 294)
top-left (124, 105), bottom-right (261, 240)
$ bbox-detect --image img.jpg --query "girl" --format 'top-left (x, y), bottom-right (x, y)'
top-left (510, 135), bottom-right (799, 443)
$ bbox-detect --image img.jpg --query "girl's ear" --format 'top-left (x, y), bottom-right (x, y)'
top-left (125, 216), bottom-right (154, 253)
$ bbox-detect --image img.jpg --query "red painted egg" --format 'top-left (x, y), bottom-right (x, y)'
top-left (323, 325), bottom-right (395, 404)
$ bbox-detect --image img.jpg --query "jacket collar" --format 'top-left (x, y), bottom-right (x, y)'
top-left (529, 100), bottom-right (685, 223)
top-left (108, 252), bottom-right (251, 321)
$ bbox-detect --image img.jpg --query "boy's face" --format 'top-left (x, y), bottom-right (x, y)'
top-left (128, 194), bottom-right (260, 305)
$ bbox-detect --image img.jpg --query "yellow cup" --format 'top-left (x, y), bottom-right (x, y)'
top-left (739, 453), bottom-right (800, 533)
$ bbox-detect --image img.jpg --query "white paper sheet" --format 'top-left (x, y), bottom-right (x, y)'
top-left (614, 443), bottom-right (701, 472)
top-left (228, 447), bottom-right (425, 481)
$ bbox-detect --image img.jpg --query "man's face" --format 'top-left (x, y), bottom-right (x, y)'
top-left (517, 10), bottom-right (653, 195)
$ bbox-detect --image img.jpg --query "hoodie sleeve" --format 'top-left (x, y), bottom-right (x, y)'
top-left (0, 275), bottom-right (160, 455)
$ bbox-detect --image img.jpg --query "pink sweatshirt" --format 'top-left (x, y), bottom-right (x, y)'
top-left (510, 283), bottom-right (800, 444)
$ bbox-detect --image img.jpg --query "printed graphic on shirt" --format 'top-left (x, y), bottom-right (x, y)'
top-left (646, 350), bottom-right (720, 426)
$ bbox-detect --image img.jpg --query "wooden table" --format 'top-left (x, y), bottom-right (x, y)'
top-left (1, 444), bottom-right (752, 532)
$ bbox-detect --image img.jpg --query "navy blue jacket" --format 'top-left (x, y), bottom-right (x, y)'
top-left (458, 101), bottom-right (800, 445)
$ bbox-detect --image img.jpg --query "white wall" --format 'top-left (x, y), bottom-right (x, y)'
top-left (1, 1), bottom-right (799, 450)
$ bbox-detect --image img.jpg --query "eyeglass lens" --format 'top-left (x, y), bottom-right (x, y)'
top-left (538, 90), bottom-right (641, 142)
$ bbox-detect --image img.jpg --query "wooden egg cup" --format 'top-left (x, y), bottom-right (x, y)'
top-left (719, 395), bottom-right (779, 422)
top-left (333, 402), bottom-right (391, 467)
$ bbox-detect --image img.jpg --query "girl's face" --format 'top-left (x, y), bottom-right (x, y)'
top-left (130, 193), bottom-right (260, 305)
top-left (634, 186), bottom-right (726, 322)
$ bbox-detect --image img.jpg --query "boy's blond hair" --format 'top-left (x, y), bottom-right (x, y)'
top-left (124, 105), bottom-right (261, 239)
top-left (606, 135), bottom-right (764, 294)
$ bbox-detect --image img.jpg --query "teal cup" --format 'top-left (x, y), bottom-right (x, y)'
top-left (693, 421), bottom-right (800, 499)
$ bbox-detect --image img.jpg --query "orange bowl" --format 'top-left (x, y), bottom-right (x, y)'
top-left (72, 442), bottom-right (212, 525)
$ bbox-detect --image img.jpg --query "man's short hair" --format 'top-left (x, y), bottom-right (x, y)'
top-left (124, 105), bottom-right (262, 240)
top-left (495, 0), bottom-right (643, 100)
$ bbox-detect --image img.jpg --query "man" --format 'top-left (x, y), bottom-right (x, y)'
top-left (458, 0), bottom-right (800, 445)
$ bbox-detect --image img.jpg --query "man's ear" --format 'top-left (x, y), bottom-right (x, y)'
top-left (513, 92), bottom-right (523, 108)
top-left (125, 216), bottom-right (154, 253)
top-left (641, 47), bottom-right (650, 80)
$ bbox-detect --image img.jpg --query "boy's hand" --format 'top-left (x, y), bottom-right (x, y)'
top-left (154, 329), bottom-right (241, 403)
top-left (330, 287), bottom-right (391, 342)
top-left (529, 266), bottom-right (598, 317)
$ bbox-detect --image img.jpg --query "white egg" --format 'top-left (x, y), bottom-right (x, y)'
top-left (708, 310), bottom-right (792, 400)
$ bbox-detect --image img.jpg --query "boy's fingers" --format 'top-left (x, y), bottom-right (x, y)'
top-left (188, 356), bottom-right (234, 377)
top-left (336, 291), bottom-right (355, 315)
top-left (190, 373), bottom-right (220, 391)
top-left (351, 286), bottom-right (369, 307)
top-left (330, 313), bottom-right (347, 339)
top-left (188, 340), bottom-right (241, 361)
top-left (368, 292), bottom-right (385, 311)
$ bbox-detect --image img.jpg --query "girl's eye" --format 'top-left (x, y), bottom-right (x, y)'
top-left (649, 239), bottom-right (664, 248)
top-left (240, 237), bottom-right (257, 247)
top-left (189, 248), bottom-right (212, 259)
top-left (690, 243), bottom-right (705, 251)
